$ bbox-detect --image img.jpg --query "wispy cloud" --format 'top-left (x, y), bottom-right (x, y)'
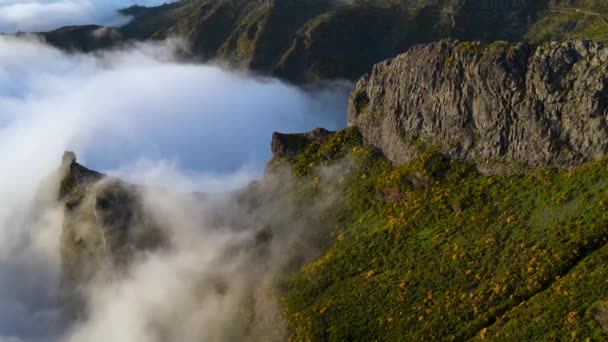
top-left (0, 36), bottom-right (349, 341)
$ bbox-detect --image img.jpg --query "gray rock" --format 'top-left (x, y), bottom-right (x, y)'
top-left (588, 300), bottom-right (608, 332)
top-left (348, 39), bottom-right (608, 173)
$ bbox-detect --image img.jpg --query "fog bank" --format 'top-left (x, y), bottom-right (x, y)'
top-left (0, 36), bottom-right (350, 341)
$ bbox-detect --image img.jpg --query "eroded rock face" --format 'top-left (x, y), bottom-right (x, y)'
top-left (348, 39), bottom-right (608, 173)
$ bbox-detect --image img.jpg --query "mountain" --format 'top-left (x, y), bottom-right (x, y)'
top-left (272, 39), bottom-right (608, 340)
top-left (56, 127), bottom-right (608, 340)
top-left (58, 151), bottom-right (165, 313)
top-left (33, 0), bottom-right (608, 83)
top-left (55, 36), bottom-right (608, 338)
top-left (278, 126), bottom-right (608, 341)
top-left (44, 1), bottom-right (608, 339)
top-left (36, 25), bottom-right (122, 52)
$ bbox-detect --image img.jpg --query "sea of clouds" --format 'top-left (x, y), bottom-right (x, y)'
top-left (0, 0), bottom-right (177, 32)
top-left (0, 30), bottom-right (349, 341)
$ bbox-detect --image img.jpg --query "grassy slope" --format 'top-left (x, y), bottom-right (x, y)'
top-left (526, 1), bottom-right (608, 43)
top-left (276, 128), bottom-right (608, 341)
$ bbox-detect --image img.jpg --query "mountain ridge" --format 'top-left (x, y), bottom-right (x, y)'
top-left (27, 0), bottom-right (608, 84)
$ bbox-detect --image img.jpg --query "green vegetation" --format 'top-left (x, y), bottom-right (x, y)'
top-left (526, 11), bottom-right (608, 44)
top-left (456, 41), bottom-right (482, 54)
top-left (276, 127), bottom-right (608, 341)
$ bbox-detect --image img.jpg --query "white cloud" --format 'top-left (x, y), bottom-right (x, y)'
top-left (0, 36), bottom-right (349, 341)
top-left (0, 0), bottom-right (176, 32)
top-left (0, 36), bottom-right (348, 185)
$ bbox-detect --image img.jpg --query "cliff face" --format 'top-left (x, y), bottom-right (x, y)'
top-left (348, 39), bottom-right (608, 172)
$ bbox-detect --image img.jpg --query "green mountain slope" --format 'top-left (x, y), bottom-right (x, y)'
top-left (273, 127), bottom-right (608, 341)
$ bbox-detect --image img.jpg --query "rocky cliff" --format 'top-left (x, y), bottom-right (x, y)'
top-left (348, 39), bottom-right (608, 172)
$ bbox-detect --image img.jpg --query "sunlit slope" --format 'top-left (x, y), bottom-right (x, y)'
top-left (275, 128), bottom-right (608, 340)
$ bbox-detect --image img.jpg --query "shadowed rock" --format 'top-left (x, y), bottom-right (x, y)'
top-left (38, 25), bottom-right (122, 52)
top-left (271, 127), bottom-right (333, 158)
top-left (58, 152), bottom-right (165, 315)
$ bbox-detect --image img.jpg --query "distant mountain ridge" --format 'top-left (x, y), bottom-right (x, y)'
top-left (28, 0), bottom-right (608, 83)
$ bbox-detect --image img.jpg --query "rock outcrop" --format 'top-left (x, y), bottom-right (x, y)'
top-left (58, 152), bottom-right (164, 308)
top-left (348, 39), bottom-right (608, 173)
top-left (271, 127), bottom-right (333, 158)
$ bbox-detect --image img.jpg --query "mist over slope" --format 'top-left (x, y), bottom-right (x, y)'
top-left (3, 1), bottom-right (608, 341)
top-left (0, 35), bottom-right (348, 342)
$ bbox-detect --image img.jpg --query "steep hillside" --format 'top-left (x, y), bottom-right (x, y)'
top-left (41, 2), bottom-right (608, 339)
top-left (277, 126), bottom-right (608, 341)
top-left (527, 0), bottom-right (608, 43)
top-left (56, 125), bottom-right (608, 340)
top-left (32, 0), bottom-right (608, 83)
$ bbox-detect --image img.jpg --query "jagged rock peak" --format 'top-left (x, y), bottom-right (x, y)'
top-left (271, 127), bottom-right (334, 158)
top-left (58, 152), bottom-right (103, 201)
top-left (62, 150), bottom-right (76, 166)
top-left (348, 39), bottom-right (608, 173)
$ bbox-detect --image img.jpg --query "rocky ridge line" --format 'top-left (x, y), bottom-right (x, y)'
top-left (348, 39), bottom-right (608, 173)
